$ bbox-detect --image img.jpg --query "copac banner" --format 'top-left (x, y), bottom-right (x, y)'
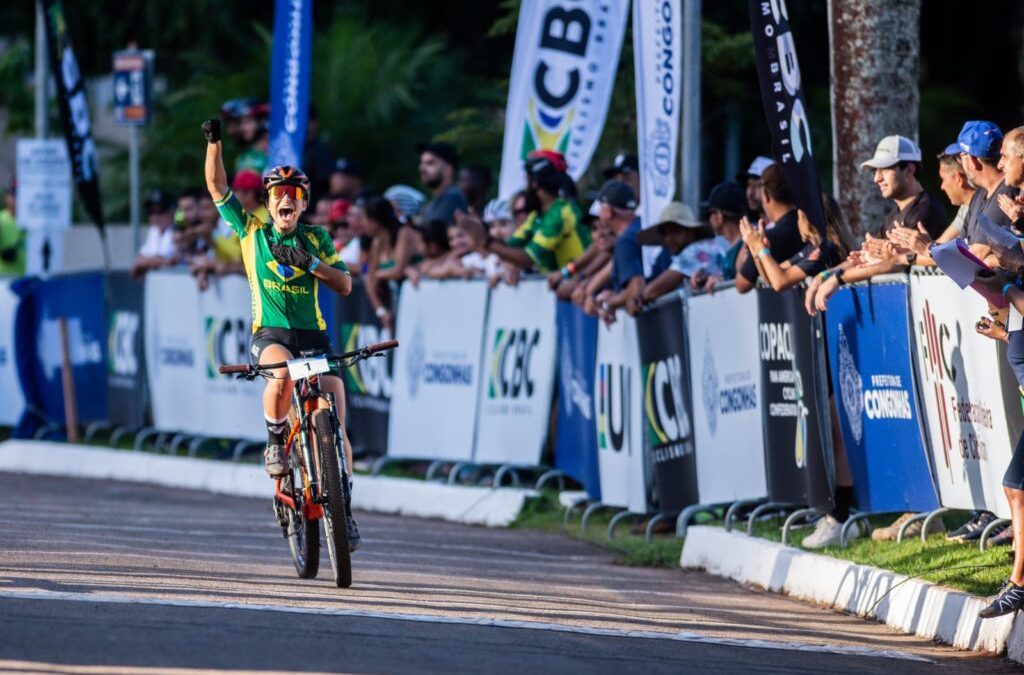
top-left (335, 278), bottom-right (392, 456)
top-left (388, 279), bottom-right (489, 461)
top-left (687, 286), bottom-right (767, 504)
top-left (909, 272), bottom-right (1014, 518)
top-left (13, 272), bottom-right (107, 438)
top-left (106, 272), bottom-right (148, 430)
top-left (199, 275), bottom-right (263, 441)
top-left (554, 301), bottom-right (601, 499)
top-left (757, 285), bottom-right (833, 509)
top-left (825, 280), bottom-right (939, 513)
top-left (474, 279), bottom-right (558, 466)
top-left (594, 313), bottom-right (648, 513)
top-left (0, 278), bottom-right (24, 427)
top-left (634, 0), bottom-right (681, 274)
top-left (748, 0), bottom-right (826, 235)
top-left (42, 0), bottom-right (104, 232)
top-left (145, 271), bottom-right (205, 434)
top-left (498, 0), bottom-right (630, 198)
top-left (636, 292), bottom-right (697, 513)
top-left (268, 0), bottom-right (312, 169)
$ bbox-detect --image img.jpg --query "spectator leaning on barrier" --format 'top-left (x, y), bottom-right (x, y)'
top-left (958, 121), bottom-right (1019, 255)
top-left (740, 155), bottom-right (774, 220)
top-left (131, 190), bottom-right (178, 278)
top-left (329, 158), bottom-right (365, 202)
top-left (734, 163), bottom-right (804, 294)
top-left (362, 195), bottom-right (420, 332)
top-left (568, 207), bottom-right (617, 314)
top-left (591, 181), bottom-right (644, 323)
top-left (638, 203), bottom-right (720, 305)
top-left (705, 181), bottom-right (747, 283)
top-left (418, 141), bottom-right (468, 225)
top-left (510, 189), bottom-right (534, 229)
top-left (602, 153), bottom-right (641, 203)
top-left (483, 198), bottom-right (514, 242)
top-left (0, 181), bottom-right (25, 276)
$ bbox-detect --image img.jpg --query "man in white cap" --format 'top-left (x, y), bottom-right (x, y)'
top-left (739, 155), bottom-right (774, 220)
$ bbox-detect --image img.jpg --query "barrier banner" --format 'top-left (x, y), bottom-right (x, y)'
top-left (13, 273), bottom-right (107, 438)
top-left (199, 275), bottom-right (263, 441)
top-left (335, 278), bottom-right (392, 456)
top-left (106, 272), bottom-right (148, 429)
top-left (825, 281), bottom-right (939, 513)
top-left (388, 280), bottom-right (489, 461)
top-left (595, 313), bottom-right (648, 512)
top-left (757, 286), bottom-right (833, 509)
top-left (498, 0), bottom-right (630, 198)
top-left (474, 279), bottom-right (558, 466)
top-left (145, 272), bottom-right (205, 434)
top-left (636, 293), bottom-right (697, 513)
top-left (748, 0), bottom-right (826, 236)
top-left (554, 301), bottom-right (601, 499)
top-left (268, 0), bottom-right (313, 169)
top-left (0, 278), bottom-right (24, 426)
top-left (633, 0), bottom-right (681, 274)
top-left (909, 272), bottom-right (1014, 518)
top-left (687, 286), bottom-right (767, 504)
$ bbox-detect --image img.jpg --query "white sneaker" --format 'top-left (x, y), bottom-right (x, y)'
top-left (801, 515), bottom-right (860, 549)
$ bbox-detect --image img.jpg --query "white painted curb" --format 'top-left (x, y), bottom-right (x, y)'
top-left (0, 440), bottom-right (530, 528)
top-left (681, 525), bottom-right (1024, 660)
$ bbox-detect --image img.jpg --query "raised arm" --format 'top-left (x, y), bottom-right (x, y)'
top-left (202, 119), bottom-right (228, 201)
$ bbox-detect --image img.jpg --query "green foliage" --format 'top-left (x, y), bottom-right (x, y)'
top-left (0, 37), bottom-right (34, 135)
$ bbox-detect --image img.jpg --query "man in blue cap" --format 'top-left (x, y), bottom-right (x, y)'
top-left (958, 121), bottom-right (1020, 255)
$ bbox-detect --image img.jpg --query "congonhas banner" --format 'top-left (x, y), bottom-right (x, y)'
top-left (498, 0), bottom-right (630, 198)
top-left (634, 0), bottom-right (681, 273)
top-left (594, 314), bottom-right (648, 513)
top-left (687, 286), bottom-right (767, 504)
top-left (267, 0), bottom-right (312, 169)
top-left (636, 292), bottom-right (697, 513)
top-left (825, 280), bottom-right (939, 513)
top-left (474, 280), bottom-right (558, 466)
top-left (910, 272), bottom-right (1014, 519)
top-left (388, 280), bottom-right (489, 461)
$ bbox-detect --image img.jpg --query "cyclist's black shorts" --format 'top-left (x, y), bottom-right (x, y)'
top-left (250, 327), bottom-right (340, 375)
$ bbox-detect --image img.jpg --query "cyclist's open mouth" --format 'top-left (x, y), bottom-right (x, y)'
top-left (278, 206), bottom-right (295, 220)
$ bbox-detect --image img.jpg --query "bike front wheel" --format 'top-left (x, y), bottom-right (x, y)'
top-left (313, 409), bottom-right (352, 588)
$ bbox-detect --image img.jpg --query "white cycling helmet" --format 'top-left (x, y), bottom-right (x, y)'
top-left (482, 198), bottom-right (512, 224)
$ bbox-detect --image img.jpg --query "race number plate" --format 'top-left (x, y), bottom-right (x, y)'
top-left (286, 356), bottom-right (330, 381)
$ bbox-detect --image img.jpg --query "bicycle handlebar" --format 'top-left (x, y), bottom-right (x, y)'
top-left (217, 339), bottom-right (399, 376)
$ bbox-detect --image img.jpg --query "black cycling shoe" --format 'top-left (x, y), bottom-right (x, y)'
top-left (347, 515), bottom-right (361, 552)
top-left (979, 581), bottom-right (1024, 619)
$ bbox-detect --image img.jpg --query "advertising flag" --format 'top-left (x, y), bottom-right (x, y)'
top-left (748, 0), bottom-right (826, 235)
top-left (268, 0), bottom-right (313, 169)
top-left (41, 0), bottom-right (104, 232)
top-left (498, 0), bottom-right (630, 198)
top-left (634, 0), bottom-right (682, 272)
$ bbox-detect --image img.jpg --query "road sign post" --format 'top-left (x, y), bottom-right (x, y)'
top-left (112, 49), bottom-right (153, 253)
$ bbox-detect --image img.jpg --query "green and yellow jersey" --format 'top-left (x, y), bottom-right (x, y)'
top-left (507, 198), bottom-right (590, 273)
top-left (215, 190), bottom-right (347, 333)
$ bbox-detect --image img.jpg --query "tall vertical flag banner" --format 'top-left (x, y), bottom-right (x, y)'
top-left (498, 0), bottom-right (630, 198)
top-left (268, 0), bottom-right (313, 169)
top-left (41, 0), bottom-right (104, 232)
top-left (634, 0), bottom-right (682, 273)
top-left (748, 0), bottom-right (826, 235)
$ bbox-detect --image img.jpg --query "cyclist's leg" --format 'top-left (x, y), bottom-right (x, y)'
top-left (319, 374), bottom-right (353, 474)
top-left (260, 343), bottom-right (295, 420)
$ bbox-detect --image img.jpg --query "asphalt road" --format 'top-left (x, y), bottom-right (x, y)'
top-left (0, 473), bottom-right (1015, 674)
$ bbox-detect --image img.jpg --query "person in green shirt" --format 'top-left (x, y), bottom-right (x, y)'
top-left (202, 117), bottom-right (361, 547)
top-left (0, 184), bottom-right (25, 277)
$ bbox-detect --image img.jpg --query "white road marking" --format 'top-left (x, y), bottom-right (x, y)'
top-left (0, 588), bottom-right (931, 663)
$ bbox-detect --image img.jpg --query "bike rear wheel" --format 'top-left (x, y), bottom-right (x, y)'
top-left (313, 409), bottom-right (352, 588)
top-left (281, 472), bottom-right (319, 578)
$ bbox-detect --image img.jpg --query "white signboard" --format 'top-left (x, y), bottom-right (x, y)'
top-left (388, 279), bottom-right (489, 461)
top-left (687, 287), bottom-right (768, 504)
top-left (594, 314), bottom-right (646, 512)
top-left (473, 279), bottom-right (558, 465)
top-left (0, 279), bottom-right (24, 426)
top-left (145, 271), bottom-right (205, 433)
top-left (16, 139), bottom-right (72, 232)
top-left (909, 273), bottom-right (1013, 518)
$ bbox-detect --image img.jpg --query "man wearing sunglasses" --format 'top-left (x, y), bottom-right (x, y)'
top-left (202, 118), bottom-right (361, 549)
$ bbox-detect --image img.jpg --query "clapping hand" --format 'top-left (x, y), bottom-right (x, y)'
top-left (998, 193), bottom-right (1024, 223)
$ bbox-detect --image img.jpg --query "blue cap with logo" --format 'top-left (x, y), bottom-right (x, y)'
top-left (957, 121), bottom-right (1003, 159)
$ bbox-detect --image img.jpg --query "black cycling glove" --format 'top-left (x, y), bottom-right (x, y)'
top-left (201, 119), bottom-right (222, 144)
top-left (270, 243), bottom-right (315, 270)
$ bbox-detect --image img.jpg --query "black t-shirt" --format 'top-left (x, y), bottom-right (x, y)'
top-left (739, 209), bottom-right (802, 283)
top-left (964, 180), bottom-right (1020, 245)
top-left (881, 191), bottom-right (949, 241)
top-left (788, 240), bottom-right (842, 277)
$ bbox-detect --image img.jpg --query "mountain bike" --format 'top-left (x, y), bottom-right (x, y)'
top-left (219, 339), bottom-right (398, 588)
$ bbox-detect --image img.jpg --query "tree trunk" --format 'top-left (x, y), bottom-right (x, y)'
top-left (828, 0), bottom-right (920, 236)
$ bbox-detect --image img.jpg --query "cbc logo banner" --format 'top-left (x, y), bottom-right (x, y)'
top-left (488, 328), bottom-right (541, 400)
top-left (108, 310), bottom-right (140, 378)
top-left (205, 316), bottom-right (251, 379)
top-left (642, 356), bottom-right (693, 465)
